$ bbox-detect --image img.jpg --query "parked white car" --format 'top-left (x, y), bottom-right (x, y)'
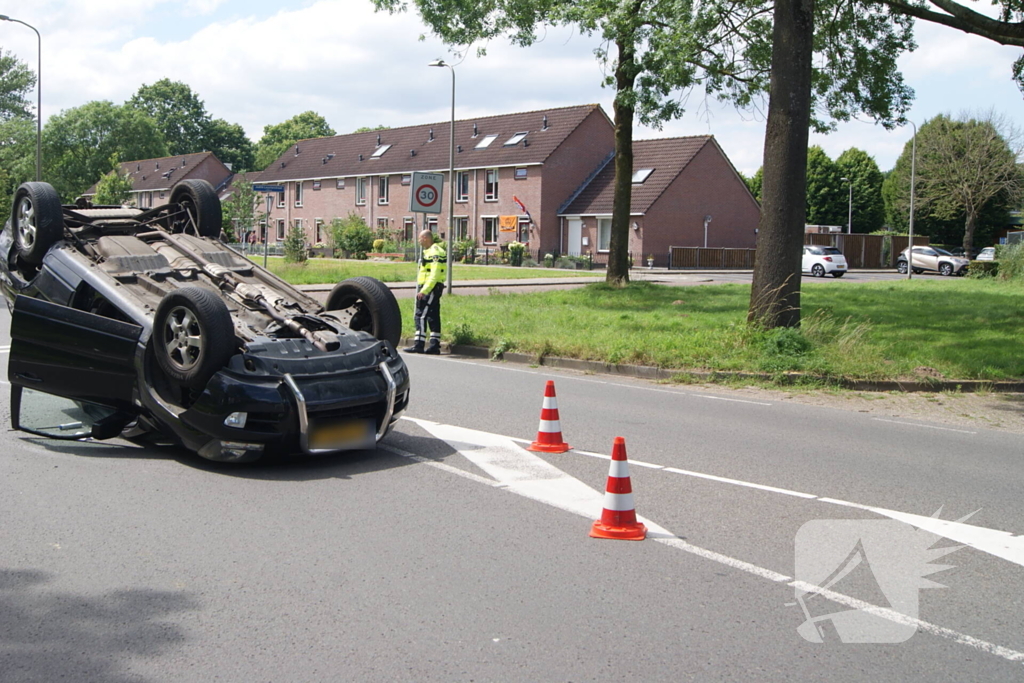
top-left (976, 247), bottom-right (996, 261)
top-left (802, 245), bottom-right (848, 278)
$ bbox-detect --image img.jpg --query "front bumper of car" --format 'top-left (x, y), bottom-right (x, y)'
top-left (178, 352), bottom-right (410, 462)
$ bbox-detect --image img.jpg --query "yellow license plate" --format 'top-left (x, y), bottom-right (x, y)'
top-left (308, 418), bottom-right (374, 451)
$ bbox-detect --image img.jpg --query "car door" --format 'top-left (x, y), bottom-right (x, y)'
top-left (8, 294), bottom-right (142, 409)
top-left (916, 247), bottom-right (939, 272)
top-left (801, 247), bottom-right (812, 272)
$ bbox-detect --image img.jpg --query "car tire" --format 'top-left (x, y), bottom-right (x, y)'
top-left (896, 261), bottom-right (908, 275)
top-left (939, 263), bottom-right (953, 276)
top-left (811, 264), bottom-right (825, 278)
top-left (831, 272), bottom-right (844, 278)
top-left (11, 182), bottom-right (64, 265)
top-left (170, 179), bottom-right (222, 238)
top-left (153, 286), bottom-right (235, 390)
top-left (912, 268), bottom-right (923, 275)
top-left (325, 276), bottom-right (402, 348)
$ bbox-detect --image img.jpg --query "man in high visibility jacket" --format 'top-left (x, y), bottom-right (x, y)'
top-left (403, 230), bottom-right (447, 355)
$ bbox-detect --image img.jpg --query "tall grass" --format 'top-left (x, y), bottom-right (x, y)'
top-left (253, 256), bottom-right (598, 284)
top-left (408, 279), bottom-right (1024, 381)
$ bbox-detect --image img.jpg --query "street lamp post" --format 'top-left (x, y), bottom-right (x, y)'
top-left (840, 176), bottom-right (852, 234)
top-left (429, 59), bottom-right (455, 294)
top-left (0, 15), bottom-right (41, 181)
top-left (907, 121), bottom-right (918, 280)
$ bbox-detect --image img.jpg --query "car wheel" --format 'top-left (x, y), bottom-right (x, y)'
top-left (831, 271), bottom-right (844, 278)
top-left (325, 276), bottom-right (402, 347)
top-left (912, 268), bottom-right (923, 275)
top-left (939, 262), bottom-right (953, 276)
top-left (153, 286), bottom-right (235, 390)
top-left (170, 180), bottom-right (222, 238)
top-left (11, 182), bottom-right (64, 265)
top-left (811, 264), bottom-right (825, 278)
top-left (896, 261), bottom-right (908, 274)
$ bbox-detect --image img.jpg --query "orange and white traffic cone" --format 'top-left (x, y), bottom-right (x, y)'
top-left (590, 437), bottom-right (647, 541)
top-left (528, 380), bottom-right (571, 453)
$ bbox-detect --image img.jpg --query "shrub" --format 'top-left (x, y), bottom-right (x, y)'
top-left (332, 213), bottom-right (374, 259)
top-left (997, 243), bottom-right (1024, 281)
top-left (967, 260), bottom-right (998, 278)
top-left (543, 253), bottom-right (554, 268)
top-left (283, 223), bottom-right (308, 263)
top-left (507, 241), bottom-right (526, 267)
top-left (372, 239), bottom-right (386, 253)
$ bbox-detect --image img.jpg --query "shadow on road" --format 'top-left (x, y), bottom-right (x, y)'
top-left (0, 568), bottom-right (197, 682)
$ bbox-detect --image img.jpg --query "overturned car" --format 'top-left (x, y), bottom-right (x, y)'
top-left (2, 180), bottom-right (409, 462)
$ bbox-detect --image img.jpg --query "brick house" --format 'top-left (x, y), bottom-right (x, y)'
top-left (253, 104), bottom-right (615, 255)
top-left (83, 151), bottom-right (234, 209)
top-left (560, 136), bottom-right (761, 267)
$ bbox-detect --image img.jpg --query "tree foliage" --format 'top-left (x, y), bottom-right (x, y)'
top-left (805, 146), bottom-right (845, 227)
top-left (254, 112), bottom-right (335, 170)
top-left (127, 79), bottom-right (210, 156)
top-left (283, 221), bottom-right (309, 263)
top-left (332, 213), bottom-right (374, 258)
top-left (221, 178), bottom-right (261, 243)
top-left (42, 101), bottom-right (168, 201)
top-left (836, 148), bottom-right (885, 233)
top-left (206, 118), bottom-right (256, 172)
top-left (0, 49), bottom-right (35, 121)
top-left (93, 154), bottom-right (134, 205)
top-left (0, 117), bottom-right (35, 219)
top-left (883, 112), bottom-right (1022, 249)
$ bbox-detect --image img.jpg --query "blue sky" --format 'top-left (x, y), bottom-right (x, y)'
top-left (3, 0), bottom-right (1022, 175)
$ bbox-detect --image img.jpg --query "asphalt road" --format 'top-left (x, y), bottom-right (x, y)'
top-left (1, 307), bottom-right (1022, 681)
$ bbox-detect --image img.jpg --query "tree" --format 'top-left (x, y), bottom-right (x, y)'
top-left (746, 167), bottom-right (764, 203)
top-left (0, 117), bottom-right (36, 219)
top-left (835, 148), bottom-right (885, 233)
top-left (353, 125), bottom-right (390, 133)
top-left (884, 113), bottom-right (1022, 250)
top-left (127, 79), bottom-right (211, 156)
top-left (0, 49), bottom-right (35, 121)
top-left (93, 154), bottom-right (134, 205)
top-left (254, 112), bottom-right (335, 170)
top-left (283, 221), bottom-right (308, 263)
top-left (805, 146), bottom-right (845, 227)
top-left (206, 118), bottom-right (256, 172)
top-left (42, 101), bottom-right (168, 201)
top-left (221, 178), bottom-right (261, 243)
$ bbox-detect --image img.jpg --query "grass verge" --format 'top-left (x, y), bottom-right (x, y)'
top-left (405, 279), bottom-right (1024, 382)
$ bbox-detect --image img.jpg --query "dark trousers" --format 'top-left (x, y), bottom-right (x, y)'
top-left (413, 284), bottom-right (443, 346)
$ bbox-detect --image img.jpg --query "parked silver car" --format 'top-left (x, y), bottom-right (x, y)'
top-left (896, 246), bottom-right (969, 276)
top-left (976, 247), bottom-right (996, 261)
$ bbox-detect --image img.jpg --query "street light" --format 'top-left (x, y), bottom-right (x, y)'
top-left (907, 121), bottom-right (918, 280)
top-left (0, 15), bottom-right (41, 181)
top-left (703, 214), bottom-right (712, 248)
top-left (840, 176), bottom-right (852, 234)
top-left (429, 58), bottom-right (455, 294)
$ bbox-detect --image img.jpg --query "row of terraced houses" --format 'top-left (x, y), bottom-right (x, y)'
top-left (87, 104), bottom-right (760, 268)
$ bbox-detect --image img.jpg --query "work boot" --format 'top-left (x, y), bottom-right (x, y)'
top-left (403, 341), bottom-right (424, 354)
top-left (425, 340), bottom-right (441, 355)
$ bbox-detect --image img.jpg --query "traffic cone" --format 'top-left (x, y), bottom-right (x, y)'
top-left (590, 437), bottom-right (647, 541)
top-left (528, 380), bottom-right (571, 453)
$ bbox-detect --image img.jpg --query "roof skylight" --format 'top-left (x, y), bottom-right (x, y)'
top-left (370, 144), bottom-right (392, 159)
top-left (631, 168), bottom-right (654, 183)
top-left (475, 134), bottom-right (499, 149)
top-left (504, 132), bottom-right (528, 146)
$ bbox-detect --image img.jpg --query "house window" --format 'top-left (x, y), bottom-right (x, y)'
top-left (336, 178), bottom-right (345, 190)
top-left (356, 177), bottom-right (367, 205)
top-left (631, 168), bottom-right (654, 184)
top-left (294, 181), bottom-right (303, 207)
top-left (315, 218), bottom-right (324, 244)
top-left (403, 217), bottom-right (416, 241)
top-left (402, 175), bottom-right (411, 186)
top-left (427, 217), bottom-right (438, 234)
top-left (276, 219), bottom-right (286, 241)
top-left (454, 216), bottom-right (469, 240)
top-left (277, 191), bottom-right (285, 208)
top-left (377, 217), bottom-right (388, 231)
top-left (378, 176), bottom-right (389, 205)
top-left (293, 218), bottom-right (303, 237)
top-left (483, 217), bottom-right (498, 244)
top-left (514, 167), bottom-right (528, 180)
top-left (259, 222), bottom-right (267, 243)
top-left (313, 179), bottom-right (321, 191)
top-left (456, 171), bottom-right (469, 202)
top-left (597, 217), bottom-right (612, 252)
top-left (518, 217), bottom-right (530, 243)
top-left (504, 132), bottom-right (528, 146)
top-left (475, 134), bottom-right (498, 149)
top-left (485, 169), bottom-right (498, 201)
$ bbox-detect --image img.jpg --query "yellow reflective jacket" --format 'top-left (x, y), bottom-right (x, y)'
top-left (417, 242), bottom-right (447, 295)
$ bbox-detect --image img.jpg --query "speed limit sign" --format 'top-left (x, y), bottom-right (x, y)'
top-left (410, 172), bottom-right (445, 213)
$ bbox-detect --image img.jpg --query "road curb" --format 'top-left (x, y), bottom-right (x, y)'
top-left (427, 342), bottom-right (1024, 394)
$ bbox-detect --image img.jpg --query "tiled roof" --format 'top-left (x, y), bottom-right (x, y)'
top-left (254, 104), bottom-right (605, 182)
top-left (561, 136), bottom-right (712, 215)
top-left (219, 171), bottom-right (262, 200)
top-left (84, 151), bottom-right (222, 195)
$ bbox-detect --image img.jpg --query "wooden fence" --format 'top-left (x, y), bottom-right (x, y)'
top-left (669, 234), bottom-right (930, 270)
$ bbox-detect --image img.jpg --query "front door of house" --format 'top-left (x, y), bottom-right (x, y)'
top-left (567, 218), bottom-right (582, 256)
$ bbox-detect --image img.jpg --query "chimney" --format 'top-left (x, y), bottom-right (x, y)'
top-left (428, 128), bottom-right (434, 142)
top-left (542, 115), bottom-right (548, 130)
top-left (472, 123), bottom-right (478, 137)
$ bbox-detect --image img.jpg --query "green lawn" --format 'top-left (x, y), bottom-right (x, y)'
top-left (252, 256), bottom-right (598, 284)
top-left (397, 278), bottom-right (1024, 382)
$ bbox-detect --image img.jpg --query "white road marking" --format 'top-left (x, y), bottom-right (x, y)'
top-left (663, 466), bottom-right (818, 499)
top-left (392, 418), bottom-right (1024, 666)
top-left (873, 418), bottom-right (977, 434)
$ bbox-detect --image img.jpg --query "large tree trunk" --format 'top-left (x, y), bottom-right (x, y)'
top-left (962, 205), bottom-right (978, 255)
top-left (607, 36), bottom-right (638, 287)
top-left (748, 0), bottom-right (816, 328)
